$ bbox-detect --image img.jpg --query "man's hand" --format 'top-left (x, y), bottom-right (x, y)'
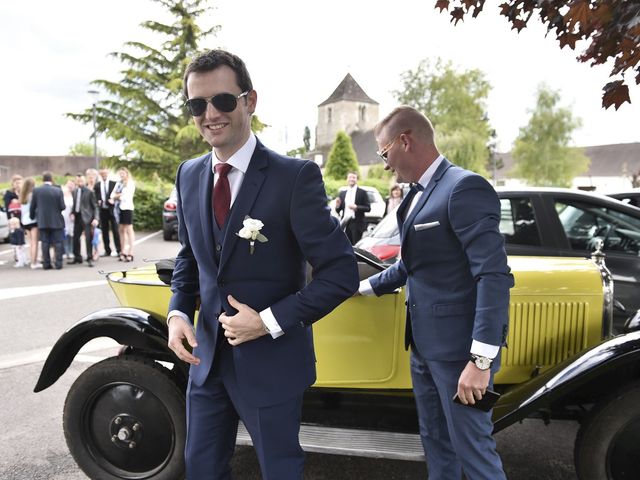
top-left (456, 362), bottom-right (490, 405)
top-left (167, 316), bottom-right (200, 365)
top-left (334, 197), bottom-right (342, 209)
top-left (91, 219), bottom-right (99, 227)
top-left (218, 295), bottom-right (268, 346)
top-left (347, 203), bottom-right (357, 210)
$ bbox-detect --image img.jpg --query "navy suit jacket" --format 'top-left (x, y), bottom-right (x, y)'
top-left (30, 184), bottom-right (65, 230)
top-left (369, 159), bottom-right (514, 361)
top-left (169, 140), bottom-right (359, 406)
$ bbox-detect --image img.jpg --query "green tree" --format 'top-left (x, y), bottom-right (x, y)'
top-left (68, 141), bottom-right (107, 158)
top-left (512, 85), bottom-right (590, 187)
top-left (67, 0), bottom-right (267, 181)
top-left (303, 126), bottom-right (311, 152)
top-left (393, 59), bottom-right (491, 176)
top-left (324, 131), bottom-right (359, 180)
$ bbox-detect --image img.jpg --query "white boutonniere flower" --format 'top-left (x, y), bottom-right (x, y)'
top-left (236, 216), bottom-right (268, 255)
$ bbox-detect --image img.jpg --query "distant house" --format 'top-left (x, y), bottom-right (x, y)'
top-left (0, 155), bottom-right (98, 183)
top-left (309, 73), bottom-right (380, 167)
top-left (493, 143), bottom-right (640, 191)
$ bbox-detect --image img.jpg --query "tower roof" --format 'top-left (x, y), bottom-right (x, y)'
top-left (318, 73), bottom-right (378, 107)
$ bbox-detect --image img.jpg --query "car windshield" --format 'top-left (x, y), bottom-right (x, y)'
top-left (368, 208), bottom-right (400, 239)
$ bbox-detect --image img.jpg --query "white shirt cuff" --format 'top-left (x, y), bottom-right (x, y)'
top-left (260, 307), bottom-right (284, 339)
top-left (471, 340), bottom-right (500, 359)
top-left (358, 279), bottom-right (375, 296)
top-left (167, 310), bottom-right (190, 325)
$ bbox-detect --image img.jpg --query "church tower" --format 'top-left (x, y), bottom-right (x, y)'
top-left (315, 73), bottom-right (379, 148)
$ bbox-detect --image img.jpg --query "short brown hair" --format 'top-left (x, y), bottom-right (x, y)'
top-left (375, 106), bottom-right (436, 145)
top-left (183, 49), bottom-right (253, 99)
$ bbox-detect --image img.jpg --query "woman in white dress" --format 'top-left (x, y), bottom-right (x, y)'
top-left (110, 167), bottom-right (136, 262)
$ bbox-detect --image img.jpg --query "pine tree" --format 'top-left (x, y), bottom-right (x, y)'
top-left (324, 131), bottom-right (360, 180)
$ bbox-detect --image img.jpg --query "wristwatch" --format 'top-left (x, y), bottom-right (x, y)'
top-left (470, 354), bottom-right (493, 371)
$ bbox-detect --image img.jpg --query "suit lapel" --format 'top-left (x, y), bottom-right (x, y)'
top-left (197, 153), bottom-right (216, 263)
top-left (218, 143), bottom-right (268, 275)
top-left (402, 159), bottom-right (453, 237)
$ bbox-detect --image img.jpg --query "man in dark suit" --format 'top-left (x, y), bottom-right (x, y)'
top-left (335, 172), bottom-right (371, 244)
top-left (95, 168), bottom-right (121, 257)
top-left (167, 49), bottom-right (359, 479)
top-left (70, 174), bottom-right (99, 267)
top-left (30, 171), bottom-right (65, 270)
top-left (360, 106), bottom-right (514, 479)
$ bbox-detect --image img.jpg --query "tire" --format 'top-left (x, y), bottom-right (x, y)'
top-left (162, 228), bottom-right (173, 241)
top-left (63, 355), bottom-right (186, 480)
top-left (574, 381), bottom-right (640, 480)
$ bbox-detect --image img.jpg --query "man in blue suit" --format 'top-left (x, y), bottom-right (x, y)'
top-left (360, 106), bottom-right (514, 479)
top-left (167, 49), bottom-right (359, 480)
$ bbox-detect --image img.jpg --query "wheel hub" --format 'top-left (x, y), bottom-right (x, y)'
top-left (109, 414), bottom-right (143, 450)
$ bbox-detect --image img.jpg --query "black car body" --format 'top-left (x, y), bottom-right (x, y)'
top-left (357, 187), bottom-right (640, 333)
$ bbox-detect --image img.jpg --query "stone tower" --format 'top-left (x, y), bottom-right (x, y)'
top-left (315, 73), bottom-right (379, 148)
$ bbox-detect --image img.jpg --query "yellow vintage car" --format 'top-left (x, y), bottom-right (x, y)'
top-left (35, 250), bottom-right (640, 480)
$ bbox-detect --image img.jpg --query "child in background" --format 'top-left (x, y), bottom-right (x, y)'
top-left (92, 226), bottom-right (102, 261)
top-left (9, 217), bottom-right (27, 267)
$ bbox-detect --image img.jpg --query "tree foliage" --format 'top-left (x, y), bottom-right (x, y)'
top-left (324, 131), bottom-right (360, 180)
top-left (435, 0), bottom-right (640, 109)
top-left (511, 85), bottom-right (590, 187)
top-left (67, 0), bottom-right (267, 181)
top-left (68, 141), bottom-right (107, 158)
top-left (393, 58), bottom-right (492, 176)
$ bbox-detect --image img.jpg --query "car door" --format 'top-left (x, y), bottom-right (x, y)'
top-left (544, 195), bottom-right (640, 332)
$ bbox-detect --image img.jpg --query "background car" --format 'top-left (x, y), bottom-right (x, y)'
top-left (162, 187), bottom-right (178, 241)
top-left (330, 185), bottom-right (385, 229)
top-left (357, 187), bottom-right (640, 333)
top-left (0, 207), bottom-right (9, 243)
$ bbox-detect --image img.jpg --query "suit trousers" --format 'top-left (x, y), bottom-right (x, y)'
top-left (410, 349), bottom-right (505, 480)
top-left (73, 216), bottom-right (93, 261)
top-left (39, 228), bottom-right (63, 269)
top-left (99, 207), bottom-right (121, 254)
top-left (185, 336), bottom-right (305, 480)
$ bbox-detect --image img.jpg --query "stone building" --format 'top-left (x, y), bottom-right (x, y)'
top-left (311, 74), bottom-right (380, 167)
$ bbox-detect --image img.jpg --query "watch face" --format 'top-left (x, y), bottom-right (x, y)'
top-left (475, 356), bottom-right (491, 370)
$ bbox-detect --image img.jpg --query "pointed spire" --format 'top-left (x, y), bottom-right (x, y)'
top-left (318, 73), bottom-right (378, 106)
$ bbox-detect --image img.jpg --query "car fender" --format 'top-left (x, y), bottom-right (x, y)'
top-left (493, 330), bottom-right (640, 431)
top-left (34, 307), bottom-right (186, 393)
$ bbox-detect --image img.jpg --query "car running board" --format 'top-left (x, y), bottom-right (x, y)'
top-left (237, 423), bottom-right (424, 461)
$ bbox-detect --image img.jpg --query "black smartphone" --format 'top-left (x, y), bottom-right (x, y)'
top-left (452, 389), bottom-right (501, 412)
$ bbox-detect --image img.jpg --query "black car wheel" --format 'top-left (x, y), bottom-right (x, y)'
top-left (574, 382), bottom-right (640, 480)
top-left (63, 355), bottom-right (186, 480)
top-left (162, 227), bottom-right (173, 241)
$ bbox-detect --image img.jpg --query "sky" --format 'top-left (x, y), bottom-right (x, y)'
top-left (1, 0), bottom-right (638, 158)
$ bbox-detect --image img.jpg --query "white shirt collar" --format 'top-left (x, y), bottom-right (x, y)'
top-left (416, 155), bottom-right (444, 189)
top-left (212, 133), bottom-right (257, 174)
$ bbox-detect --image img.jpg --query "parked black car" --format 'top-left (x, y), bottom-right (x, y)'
top-left (607, 190), bottom-right (640, 208)
top-left (357, 187), bottom-right (640, 333)
top-left (162, 187), bottom-right (178, 241)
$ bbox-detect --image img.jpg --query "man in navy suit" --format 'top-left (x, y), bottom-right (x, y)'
top-left (30, 171), bottom-right (65, 270)
top-left (167, 49), bottom-right (359, 480)
top-left (360, 106), bottom-right (514, 479)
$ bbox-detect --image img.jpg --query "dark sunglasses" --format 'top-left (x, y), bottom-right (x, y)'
top-left (377, 130), bottom-right (411, 161)
top-left (185, 91), bottom-right (249, 116)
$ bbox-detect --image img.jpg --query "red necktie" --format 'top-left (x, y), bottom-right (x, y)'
top-left (213, 163), bottom-right (232, 228)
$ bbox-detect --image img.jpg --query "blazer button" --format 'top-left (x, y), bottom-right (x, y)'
top-left (216, 244), bottom-right (222, 252)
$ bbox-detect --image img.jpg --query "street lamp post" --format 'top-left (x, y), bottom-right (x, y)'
top-left (88, 89), bottom-right (99, 169)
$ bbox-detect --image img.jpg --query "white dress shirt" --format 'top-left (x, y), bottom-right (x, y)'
top-left (343, 186), bottom-right (357, 219)
top-left (358, 155), bottom-right (499, 359)
top-left (168, 133), bottom-right (284, 339)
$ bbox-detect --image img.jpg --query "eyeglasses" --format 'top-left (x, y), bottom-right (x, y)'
top-left (185, 91), bottom-right (249, 116)
top-left (377, 130), bottom-right (411, 161)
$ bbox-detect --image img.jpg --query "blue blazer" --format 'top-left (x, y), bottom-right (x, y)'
top-left (169, 140), bottom-right (359, 406)
top-left (369, 159), bottom-right (514, 361)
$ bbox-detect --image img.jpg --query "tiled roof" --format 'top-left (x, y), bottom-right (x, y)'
top-left (494, 142), bottom-right (640, 179)
top-left (318, 73), bottom-right (378, 107)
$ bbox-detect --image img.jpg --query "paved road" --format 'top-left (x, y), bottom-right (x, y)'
top-left (0, 233), bottom-right (578, 479)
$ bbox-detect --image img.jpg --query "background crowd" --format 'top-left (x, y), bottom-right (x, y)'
top-left (4, 167), bottom-right (136, 269)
